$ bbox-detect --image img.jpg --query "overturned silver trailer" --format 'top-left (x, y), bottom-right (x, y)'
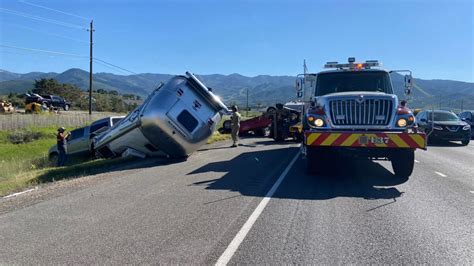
top-left (93, 72), bottom-right (229, 159)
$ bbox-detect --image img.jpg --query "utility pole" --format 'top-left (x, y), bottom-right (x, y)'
top-left (87, 20), bottom-right (94, 115)
top-left (246, 87), bottom-right (249, 117)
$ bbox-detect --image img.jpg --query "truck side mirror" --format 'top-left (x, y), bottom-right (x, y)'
top-left (404, 75), bottom-right (413, 96)
top-left (295, 77), bottom-right (304, 99)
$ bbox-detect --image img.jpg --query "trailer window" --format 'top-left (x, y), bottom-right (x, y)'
top-left (177, 110), bottom-right (199, 133)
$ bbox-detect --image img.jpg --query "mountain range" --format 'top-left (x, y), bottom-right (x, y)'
top-left (1, 68), bottom-right (473, 109)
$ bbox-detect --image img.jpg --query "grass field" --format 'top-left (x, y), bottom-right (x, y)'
top-left (0, 111), bottom-right (262, 196)
top-left (0, 126), bottom-right (129, 196)
top-left (0, 126), bottom-right (57, 195)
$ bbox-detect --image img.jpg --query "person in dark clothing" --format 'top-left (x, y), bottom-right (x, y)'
top-left (56, 127), bottom-right (70, 166)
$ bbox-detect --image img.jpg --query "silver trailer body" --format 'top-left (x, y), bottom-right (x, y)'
top-left (94, 72), bottom-right (228, 158)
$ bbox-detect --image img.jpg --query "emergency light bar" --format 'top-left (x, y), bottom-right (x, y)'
top-left (324, 58), bottom-right (380, 70)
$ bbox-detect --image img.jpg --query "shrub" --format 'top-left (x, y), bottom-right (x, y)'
top-left (8, 130), bottom-right (46, 144)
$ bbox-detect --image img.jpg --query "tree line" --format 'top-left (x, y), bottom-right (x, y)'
top-left (1, 78), bottom-right (142, 113)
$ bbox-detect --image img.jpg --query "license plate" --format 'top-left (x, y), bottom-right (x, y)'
top-left (359, 135), bottom-right (389, 145)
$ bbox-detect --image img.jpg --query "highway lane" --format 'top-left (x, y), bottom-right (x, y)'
top-left (0, 138), bottom-right (472, 264)
top-left (228, 141), bottom-right (473, 264)
top-left (0, 138), bottom-right (301, 264)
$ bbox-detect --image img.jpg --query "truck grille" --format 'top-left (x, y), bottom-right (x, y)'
top-left (329, 99), bottom-right (393, 126)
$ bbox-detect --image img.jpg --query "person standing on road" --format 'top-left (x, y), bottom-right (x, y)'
top-left (56, 127), bottom-right (70, 166)
top-left (230, 105), bottom-right (241, 147)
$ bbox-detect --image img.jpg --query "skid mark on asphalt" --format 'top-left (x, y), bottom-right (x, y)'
top-left (215, 148), bottom-right (301, 266)
top-left (434, 171), bottom-right (447, 177)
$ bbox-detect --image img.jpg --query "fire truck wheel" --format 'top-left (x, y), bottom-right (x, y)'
top-left (391, 149), bottom-right (414, 179)
top-left (306, 147), bottom-right (324, 175)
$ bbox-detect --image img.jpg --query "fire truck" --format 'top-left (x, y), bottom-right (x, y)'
top-left (297, 58), bottom-right (426, 179)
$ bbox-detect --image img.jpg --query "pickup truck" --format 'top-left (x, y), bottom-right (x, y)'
top-left (48, 116), bottom-right (124, 162)
top-left (25, 94), bottom-right (71, 111)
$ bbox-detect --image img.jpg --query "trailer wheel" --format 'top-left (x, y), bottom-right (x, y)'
top-left (391, 149), bottom-right (414, 180)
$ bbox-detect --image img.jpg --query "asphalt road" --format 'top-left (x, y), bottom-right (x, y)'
top-left (0, 138), bottom-right (472, 264)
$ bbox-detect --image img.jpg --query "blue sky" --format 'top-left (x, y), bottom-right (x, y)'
top-left (0, 0), bottom-right (472, 82)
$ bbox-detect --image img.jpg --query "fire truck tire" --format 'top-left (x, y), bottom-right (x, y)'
top-left (391, 149), bottom-right (414, 179)
top-left (306, 147), bottom-right (324, 175)
top-left (295, 133), bottom-right (303, 142)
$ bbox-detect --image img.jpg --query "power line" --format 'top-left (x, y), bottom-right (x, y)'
top-left (17, 0), bottom-right (90, 21)
top-left (0, 7), bottom-right (86, 30)
top-left (94, 58), bottom-right (137, 75)
top-left (93, 60), bottom-right (133, 75)
top-left (0, 49), bottom-right (86, 61)
top-left (4, 23), bottom-right (89, 44)
top-left (0, 44), bottom-right (87, 58)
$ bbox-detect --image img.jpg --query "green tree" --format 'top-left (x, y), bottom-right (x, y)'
top-left (32, 78), bottom-right (83, 107)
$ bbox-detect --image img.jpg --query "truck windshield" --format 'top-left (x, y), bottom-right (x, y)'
top-left (315, 71), bottom-right (392, 96)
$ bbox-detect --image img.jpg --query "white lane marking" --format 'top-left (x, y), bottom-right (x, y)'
top-left (434, 171), bottom-right (447, 177)
top-left (414, 160), bottom-right (420, 163)
top-left (216, 148), bottom-right (301, 266)
top-left (2, 187), bottom-right (38, 200)
top-left (469, 191), bottom-right (474, 194)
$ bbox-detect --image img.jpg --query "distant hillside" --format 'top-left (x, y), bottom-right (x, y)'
top-left (0, 69), bottom-right (472, 109)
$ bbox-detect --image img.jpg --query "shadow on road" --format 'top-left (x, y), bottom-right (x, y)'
top-left (190, 147), bottom-right (405, 201)
top-left (427, 140), bottom-right (466, 147)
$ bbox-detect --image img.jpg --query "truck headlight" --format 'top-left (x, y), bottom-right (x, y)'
top-left (314, 118), bottom-right (324, 127)
top-left (307, 116), bottom-right (324, 127)
top-left (463, 125), bottom-right (471, 130)
top-left (397, 118), bottom-right (407, 127)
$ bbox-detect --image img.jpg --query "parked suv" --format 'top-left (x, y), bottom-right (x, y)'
top-left (459, 110), bottom-right (474, 139)
top-left (48, 116), bottom-right (125, 162)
